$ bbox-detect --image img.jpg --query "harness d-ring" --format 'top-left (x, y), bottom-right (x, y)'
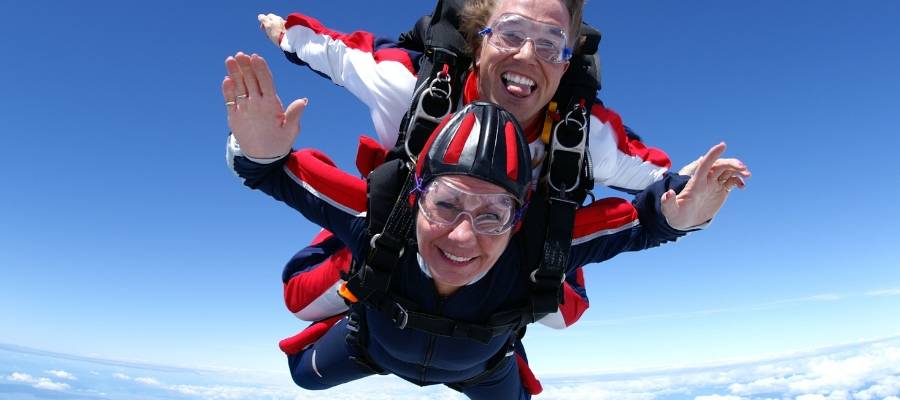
top-left (404, 69), bottom-right (454, 161)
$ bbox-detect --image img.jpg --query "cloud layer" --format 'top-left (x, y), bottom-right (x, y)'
top-left (3, 335), bottom-right (900, 400)
top-left (537, 336), bottom-right (900, 400)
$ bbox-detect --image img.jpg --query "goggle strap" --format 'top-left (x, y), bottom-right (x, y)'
top-left (410, 175), bottom-right (426, 197)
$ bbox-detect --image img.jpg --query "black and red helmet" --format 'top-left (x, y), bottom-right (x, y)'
top-left (415, 101), bottom-right (532, 202)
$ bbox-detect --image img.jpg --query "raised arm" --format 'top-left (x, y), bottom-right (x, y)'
top-left (568, 142), bottom-right (750, 268)
top-left (258, 12), bottom-right (418, 148)
top-left (223, 53), bottom-right (367, 250)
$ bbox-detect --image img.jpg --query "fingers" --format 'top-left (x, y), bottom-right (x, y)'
top-left (723, 176), bottom-right (745, 192)
top-left (222, 76), bottom-right (237, 112)
top-left (250, 54), bottom-right (276, 98)
top-left (693, 142), bottom-right (727, 182)
top-left (284, 98), bottom-right (309, 129)
top-left (224, 55), bottom-right (248, 99)
top-left (660, 189), bottom-right (678, 217)
top-left (712, 158), bottom-right (751, 177)
top-left (225, 52), bottom-right (274, 103)
top-left (258, 14), bottom-right (285, 46)
top-left (706, 158), bottom-right (751, 191)
top-left (236, 53), bottom-right (262, 98)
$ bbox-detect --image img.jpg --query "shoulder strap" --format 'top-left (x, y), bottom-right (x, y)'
top-left (527, 22), bottom-right (604, 317)
top-left (345, 0), bottom-right (473, 307)
top-left (390, 0), bottom-right (471, 163)
top-left (343, 159), bottom-right (415, 300)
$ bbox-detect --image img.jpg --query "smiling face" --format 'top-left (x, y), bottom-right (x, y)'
top-left (475, 0), bottom-right (571, 129)
top-left (416, 175), bottom-right (513, 297)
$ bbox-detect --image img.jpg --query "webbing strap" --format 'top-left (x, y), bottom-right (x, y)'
top-left (392, 0), bottom-right (470, 162)
top-left (523, 23), bottom-right (605, 316)
top-left (530, 196), bottom-right (578, 315)
top-left (366, 294), bottom-right (522, 344)
top-left (345, 166), bottom-right (416, 300)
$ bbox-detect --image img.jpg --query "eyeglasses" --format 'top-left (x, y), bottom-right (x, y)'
top-left (479, 13), bottom-right (573, 64)
top-left (417, 177), bottom-right (521, 235)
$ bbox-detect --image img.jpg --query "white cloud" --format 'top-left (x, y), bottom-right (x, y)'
top-left (32, 377), bottom-right (70, 391)
top-left (853, 375), bottom-right (900, 400)
top-left (113, 372), bottom-right (131, 380)
top-left (724, 340), bottom-right (900, 399)
top-left (45, 369), bottom-right (77, 380)
top-left (531, 336), bottom-right (900, 400)
top-left (134, 376), bottom-right (161, 385)
top-left (5, 372), bottom-right (70, 391)
top-left (8, 372), bottom-right (33, 382)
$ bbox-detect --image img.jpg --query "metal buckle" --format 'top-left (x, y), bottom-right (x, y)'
top-left (405, 72), bottom-right (454, 161)
top-left (391, 303), bottom-right (409, 330)
top-left (529, 268), bottom-right (566, 284)
top-left (547, 105), bottom-right (588, 194)
top-left (370, 233), bottom-right (405, 259)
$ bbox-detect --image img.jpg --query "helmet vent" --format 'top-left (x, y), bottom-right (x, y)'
top-left (504, 120), bottom-right (519, 181)
top-left (443, 112), bottom-right (476, 165)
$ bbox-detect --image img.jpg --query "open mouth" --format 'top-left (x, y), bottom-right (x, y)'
top-left (502, 72), bottom-right (536, 98)
top-left (439, 248), bottom-right (476, 266)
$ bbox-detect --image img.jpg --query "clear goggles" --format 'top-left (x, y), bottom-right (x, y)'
top-left (479, 13), bottom-right (573, 64)
top-left (417, 177), bottom-right (522, 236)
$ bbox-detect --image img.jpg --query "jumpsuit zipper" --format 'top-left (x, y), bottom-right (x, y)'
top-left (418, 296), bottom-right (446, 383)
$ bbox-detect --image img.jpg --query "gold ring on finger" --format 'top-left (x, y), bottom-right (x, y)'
top-left (225, 101), bottom-right (236, 106)
top-left (236, 94), bottom-right (249, 99)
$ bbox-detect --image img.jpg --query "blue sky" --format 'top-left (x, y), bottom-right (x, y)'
top-left (1, 0), bottom-right (899, 398)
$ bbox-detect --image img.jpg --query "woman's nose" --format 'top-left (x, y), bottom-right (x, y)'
top-left (447, 214), bottom-right (478, 245)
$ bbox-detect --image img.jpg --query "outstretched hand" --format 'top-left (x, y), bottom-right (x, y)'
top-left (258, 13), bottom-right (286, 46)
top-left (661, 143), bottom-right (751, 230)
top-left (222, 52), bottom-right (307, 159)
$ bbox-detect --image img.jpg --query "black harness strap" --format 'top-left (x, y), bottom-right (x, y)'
top-left (344, 160), bottom-right (416, 301)
top-left (390, 0), bottom-right (470, 162)
top-left (526, 23), bottom-right (604, 316)
top-left (369, 295), bottom-right (521, 344)
top-left (344, 304), bottom-right (386, 375)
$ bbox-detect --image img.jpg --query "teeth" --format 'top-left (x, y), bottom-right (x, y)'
top-left (441, 250), bottom-right (475, 263)
top-left (502, 73), bottom-right (535, 87)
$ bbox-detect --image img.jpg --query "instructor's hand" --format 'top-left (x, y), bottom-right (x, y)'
top-left (258, 13), bottom-right (286, 46)
top-left (222, 52), bottom-right (307, 159)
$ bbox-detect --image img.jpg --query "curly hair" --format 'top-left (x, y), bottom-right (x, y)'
top-left (459, 0), bottom-right (585, 55)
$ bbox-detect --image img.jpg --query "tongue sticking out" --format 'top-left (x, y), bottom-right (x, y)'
top-left (505, 80), bottom-right (533, 97)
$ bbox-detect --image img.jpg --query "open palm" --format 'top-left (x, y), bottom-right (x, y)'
top-left (222, 52), bottom-right (307, 159)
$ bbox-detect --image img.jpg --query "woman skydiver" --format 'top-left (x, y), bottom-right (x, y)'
top-left (223, 51), bottom-right (749, 398)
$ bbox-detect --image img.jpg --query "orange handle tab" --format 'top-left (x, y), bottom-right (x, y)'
top-left (338, 281), bottom-right (359, 303)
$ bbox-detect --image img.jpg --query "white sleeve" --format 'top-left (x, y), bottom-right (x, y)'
top-left (589, 117), bottom-right (669, 191)
top-left (281, 14), bottom-right (418, 148)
